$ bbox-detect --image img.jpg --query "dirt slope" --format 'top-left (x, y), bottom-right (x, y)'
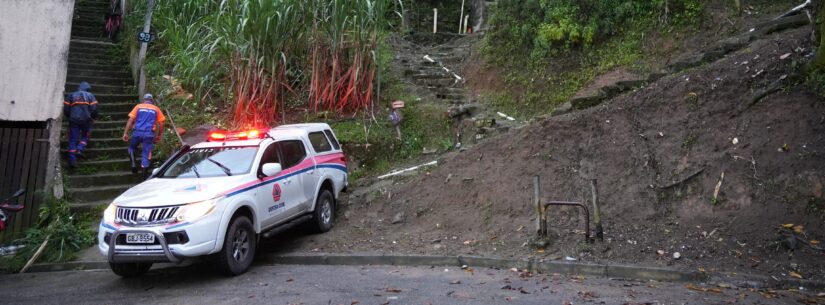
top-left (267, 27), bottom-right (825, 281)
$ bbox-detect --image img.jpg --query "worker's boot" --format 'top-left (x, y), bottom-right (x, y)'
top-left (129, 150), bottom-right (138, 174)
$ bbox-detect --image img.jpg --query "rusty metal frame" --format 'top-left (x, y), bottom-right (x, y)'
top-left (542, 201), bottom-right (592, 243)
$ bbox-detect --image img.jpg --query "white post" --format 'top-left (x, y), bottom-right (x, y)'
top-left (458, 0), bottom-right (465, 33)
top-left (433, 8), bottom-right (438, 33)
top-left (463, 15), bottom-right (470, 34)
top-left (137, 0), bottom-right (155, 97)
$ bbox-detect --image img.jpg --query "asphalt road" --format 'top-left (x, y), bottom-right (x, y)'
top-left (0, 264), bottom-right (810, 304)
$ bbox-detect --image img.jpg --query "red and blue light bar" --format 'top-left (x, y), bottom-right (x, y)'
top-left (208, 128), bottom-right (268, 141)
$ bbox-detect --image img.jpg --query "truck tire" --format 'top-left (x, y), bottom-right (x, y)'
top-left (217, 216), bottom-right (256, 276)
top-left (312, 189), bottom-right (334, 233)
top-left (109, 262), bottom-right (152, 277)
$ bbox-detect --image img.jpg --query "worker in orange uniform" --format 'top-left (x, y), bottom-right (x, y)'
top-left (122, 93), bottom-right (165, 178)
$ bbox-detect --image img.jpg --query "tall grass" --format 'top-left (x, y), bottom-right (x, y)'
top-left (142, 0), bottom-right (390, 127)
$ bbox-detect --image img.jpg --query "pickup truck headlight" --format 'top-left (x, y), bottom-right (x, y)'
top-left (175, 199), bottom-right (217, 222)
top-left (103, 204), bottom-right (116, 223)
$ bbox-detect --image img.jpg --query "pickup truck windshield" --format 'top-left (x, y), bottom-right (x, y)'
top-left (159, 146), bottom-right (258, 178)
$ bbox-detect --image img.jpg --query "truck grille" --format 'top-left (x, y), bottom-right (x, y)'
top-left (116, 206), bottom-right (180, 226)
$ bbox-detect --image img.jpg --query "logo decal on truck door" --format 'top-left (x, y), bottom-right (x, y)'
top-left (272, 183), bottom-right (282, 202)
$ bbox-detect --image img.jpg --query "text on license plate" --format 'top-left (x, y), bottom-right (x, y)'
top-left (126, 233), bottom-right (155, 244)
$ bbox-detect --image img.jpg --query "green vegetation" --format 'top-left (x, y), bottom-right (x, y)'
top-left (485, 0), bottom-right (703, 61)
top-left (477, 0), bottom-right (704, 119)
top-left (2, 195), bottom-right (96, 273)
top-left (126, 0), bottom-right (391, 128)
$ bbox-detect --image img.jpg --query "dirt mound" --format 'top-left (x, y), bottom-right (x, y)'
top-left (268, 27), bottom-right (825, 280)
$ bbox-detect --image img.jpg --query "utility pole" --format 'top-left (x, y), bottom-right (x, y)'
top-left (137, 0), bottom-right (155, 97)
top-left (433, 8), bottom-right (438, 33)
top-left (458, 0), bottom-right (465, 33)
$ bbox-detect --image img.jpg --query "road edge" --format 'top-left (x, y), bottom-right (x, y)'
top-left (25, 253), bottom-right (825, 290)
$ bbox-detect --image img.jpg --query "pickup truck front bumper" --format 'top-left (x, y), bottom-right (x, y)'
top-left (106, 229), bottom-right (180, 263)
top-left (99, 217), bottom-right (220, 263)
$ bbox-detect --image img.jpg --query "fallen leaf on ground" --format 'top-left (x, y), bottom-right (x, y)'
top-left (783, 224), bottom-right (794, 228)
top-left (450, 280), bottom-right (461, 284)
top-left (686, 284), bottom-right (723, 293)
top-left (793, 225), bottom-right (805, 234)
top-left (779, 53), bottom-right (791, 60)
top-left (789, 272), bottom-right (803, 279)
top-left (385, 287), bottom-right (402, 293)
top-left (810, 240), bottom-right (820, 245)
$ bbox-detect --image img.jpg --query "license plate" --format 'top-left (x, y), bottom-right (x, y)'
top-left (125, 233), bottom-right (155, 244)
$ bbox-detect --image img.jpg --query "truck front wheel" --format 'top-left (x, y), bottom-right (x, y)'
top-left (312, 189), bottom-right (334, 233)
top-left (217, 216), bottom-right (256, 276)
top-left (110, 262), bottom-right (152, 277)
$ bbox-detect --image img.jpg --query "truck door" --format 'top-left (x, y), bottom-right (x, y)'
top-left (275, 139), bottom-right (311, 219)
top-left (255, 141), bottom-right (303, 228)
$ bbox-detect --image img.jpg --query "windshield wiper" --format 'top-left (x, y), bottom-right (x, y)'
top-left (191, 165), bottom-right (201, 178)
top-left (207, 157), bottom-right (232, 176)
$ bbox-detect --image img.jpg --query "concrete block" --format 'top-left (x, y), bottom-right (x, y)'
top-left (606, 264), bottom-right (705, 282)
top-left (550, 102), bottom-right (573, 116)
top-left (570, 94), bottom-right (604, 110)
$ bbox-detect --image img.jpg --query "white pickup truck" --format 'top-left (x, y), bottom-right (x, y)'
top-left (98, 123), bottom-right (348, 276)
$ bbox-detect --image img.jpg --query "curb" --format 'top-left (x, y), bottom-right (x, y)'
top-left (24, 253), bottom-right (825, 290)
top-left (260, 254), bottom-right (706, 283)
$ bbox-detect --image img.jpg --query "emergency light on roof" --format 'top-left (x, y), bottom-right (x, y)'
top-left (208, 129), bottom-right (267, 141)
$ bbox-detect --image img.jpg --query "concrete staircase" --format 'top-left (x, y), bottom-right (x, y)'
top-left (63, 0), bottom-right (142, 210)
top-left (401, 37), bottom-right (473, 107)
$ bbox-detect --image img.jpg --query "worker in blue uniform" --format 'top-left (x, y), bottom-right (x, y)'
top-left (63, 81), bottom-right (98, 168)
top-left (122, 93), bottom-right (165, 178)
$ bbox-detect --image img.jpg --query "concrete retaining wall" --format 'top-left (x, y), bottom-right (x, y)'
top-left (0, 0), bottom-right (75, 121)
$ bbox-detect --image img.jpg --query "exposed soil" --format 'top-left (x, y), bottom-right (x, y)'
top-left (572, 68), bottom-right (641, 99)
top-left (264, 27), bottom-right (825, 282)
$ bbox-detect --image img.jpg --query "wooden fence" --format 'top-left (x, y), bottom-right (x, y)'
top-left (0, 121), bottom-right (51, 242)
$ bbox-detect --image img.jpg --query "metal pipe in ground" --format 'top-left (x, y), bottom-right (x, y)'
top-left (533, 176), bottom-right (543, 237)
top-left (590, 179), bottom-right (604, 241)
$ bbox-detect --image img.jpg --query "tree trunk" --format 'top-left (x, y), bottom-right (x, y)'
top-left (815, 0), bottom-right (825, 69)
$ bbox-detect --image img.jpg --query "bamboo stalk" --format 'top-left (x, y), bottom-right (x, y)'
top-left (19, 235), bottom-right (51, 274)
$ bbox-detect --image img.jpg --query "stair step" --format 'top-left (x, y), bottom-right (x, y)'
top-left (67, 56), bottom-right (127, 66)
top-left (96, 102), bottom-right (136, 112)
top-left (67, 75), bottom-right (132, 86)
top-left (69, 39), bottom-right (116, 47)
top-left (68, 71), bottom-right (130, 80)
top-left (68, 44), bottom-right (117, 54)
top-left (69, 199), bottom-right (112, 213)
top-left (68, 64), bottom-right (130, 75)
top-left (416, 78), bottom-right (462, 87)
top-left (70, 19), bottom-right (107, 28)
top-left (63, 120), bottom-right (128, 129)
top-left (67, 184), bottom-right (135, 204)
top-left (87, 127), bottom-right (125, 138)
top-left (61, 93), bottom-right (136, 104)
top-left (61, 146), bottom-right (126, 160)
top-left (62, 137), bottom-right (126, 149)
top-left (65, 82), bottom-right (131, 94)
top-left (66, 171), bottom-right (142, 188)
top-left (72, 158), bottom-right (134, 172)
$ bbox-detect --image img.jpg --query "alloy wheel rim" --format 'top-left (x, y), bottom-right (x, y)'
top-left (232, 229), bottom-right (249, 262)
top-left (321, 199), bottom-right (332, 224)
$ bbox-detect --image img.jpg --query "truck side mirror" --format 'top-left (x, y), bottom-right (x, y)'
top-left (261, 163), bottom-right (283, 177)
top-left (151, 168), bottom-right (160, 177)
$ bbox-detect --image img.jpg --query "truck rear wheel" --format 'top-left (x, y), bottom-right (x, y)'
top-left (312, 189), bottom-right (334, 233)
top-left (217, 215), bottom-right (256, 276)
top-left (110, 262), bottom-right (152, 277)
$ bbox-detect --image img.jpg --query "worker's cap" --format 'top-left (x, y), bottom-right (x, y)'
top-left (143, 93), bottom-right (153, 100)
